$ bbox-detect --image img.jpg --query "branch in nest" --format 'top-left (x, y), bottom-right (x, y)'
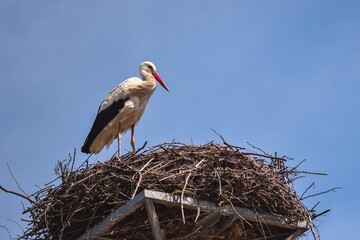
top-left (301, 187), bottom-right (342, 200)
top-left (0, 225), bottom-right (12, 239)
top-left (6, 162), bottom-right (28, 197)
top-left (0, 185), bottom-right (34, 204)
top-left (312, 209), bottom-right (331, 219)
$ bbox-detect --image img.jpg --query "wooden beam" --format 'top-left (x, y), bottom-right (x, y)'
top-left (144, 199), bottom-right (165, 240)
top-left (77, 189), bottom-right (308, 239)
top-left (285, 228), bottom-right (308, 240)
top-left (195, 212), bottom-right (220, 232)
top-left (143, 190), bottom-right (307, 230)
top-left (215, 215), bottom-right (238, 235)
top-left (76, 191), bottom-right (146, 240)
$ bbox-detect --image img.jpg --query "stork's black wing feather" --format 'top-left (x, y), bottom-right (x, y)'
top-left (81, 97), bottom-right (130, 153)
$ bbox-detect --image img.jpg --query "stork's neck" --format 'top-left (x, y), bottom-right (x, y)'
top-left (141, 74), bottom-right (157, 90)
top-left (140, 70), bottom-right (153, 80)
top-left (127, 75), bottom-right (157, 97)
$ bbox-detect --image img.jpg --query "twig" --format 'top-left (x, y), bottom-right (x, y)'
top-left (210, 128), bottom-right (227, 144)
top-left (312, 209), bottom-right (331, 219)
top-left (292, 159), bottom-right (306, 170)
top-left (242, 152), bottom-right (286, 162)
top-left (135, 141), bottom-right (148, 154)
top-left (301, 187), bottom-right (342, 200)
top-left (131, 158), bottom-right (154, 199)
top-left (300, 182), bottom-right (315, 200)
top-left (6, 162), bottom-right (28, 197)
top-left (0, 225), bottom-right (11, 239)
top-left (77, 153), bottom-right (92, 170)
top-left (131, 173), bottom-right (143, 199)
top-left (181, 173), bottom-right (191, 224)
top-left (296, 171), bottom-right (327, 176)
top-left (7, 218), bottom-right (25, 233)
top-left (70, 148), bottom-right (76, 173)
top-left (246, 142), bottom-right (267, 155)
top-left (310, 201), bottom-right (320, 212)
top-left (0, 185), bottom-right (34, 204)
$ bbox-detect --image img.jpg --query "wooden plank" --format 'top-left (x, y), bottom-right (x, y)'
top-left (285, 228), bottom-right (308, 240)
top-left (144, 199), bottom-right (164, 240)
top-left (143, 190), bottom-right (307, 230)
top-left (78, 189), bottom-right (308, 239)
top-left (216, 215), bottom-right (238, 235)
top-left (195, 212), bottom-right (220, 232)
top-left (76, 191), bottom-right (146, 240)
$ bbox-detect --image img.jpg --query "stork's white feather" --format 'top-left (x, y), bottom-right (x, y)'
top-left (81, 61), bottom-right (168, 158)
top-left (98, 77), bottom-right (134, 112)
top-left (89, 79), bottom-right (157, 153)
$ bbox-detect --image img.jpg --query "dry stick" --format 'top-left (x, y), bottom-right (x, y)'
top-left (44, 203), bottom-right (51, 235)
top-left (181, 173), bottom-right (192, 224)
top-left (256, 215), bottom-right (268, 239)
top-left (160, 169), bottom-right (198, 182)
top-left (210, 128), bottom-right (228, 144)
top-left (111, 150), bottom-right (118, 160)
top-left (70, 148), bottom-right (76, 174)
top-left (135, 141), bottom-right (148, 154)
top-left (0, 185), bottom-right (34, 204)
top-left (131, 173), bottom-right (143, 200)
top-left (310, 201), bottom-right (320, 212)
top-left (296, 170), bottom-right (327, 176)
top-left (0, 225), bottom-right (11, 239)
top-left (194, 200), bottom-right (201, 224)
top-left (131, 158), bottom-right (154, 199)
top-left (139, 158), bottom-right (155, 172)
top-left (225, 195), bottom-right (252, 227)
top-left (242, 152), bottom-right (286, 162)
top-left (216, 175), bottom-right (252, 227)
top-left (312, 209), bottom-right (331, 219)
top-left (246, 141), bottom-right (268, 155)
top-left (292, 159), bottom-right (306, 170)
top-left (193, 159), bottom-right (206, 223)
top-left (120, 141), bottom-right (148, 160)
top-left (301, 187), bottom-right (342, 200)
top-left (6, 162), bottom-right (28, 197)
top-left (216, 173), bottom-right (223, 196)
top-left (74, 153), bottom-right (93, 173)
top-left (44, 175), bottom-right (61, 187)
top-left (306, 213), bottom-right (318, 240)
top-left (7, 217), bottom-right (25, 233)
top-left (300, 182), bottom-right (315, 200)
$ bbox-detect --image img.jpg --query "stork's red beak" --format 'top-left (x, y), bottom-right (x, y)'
top-left (153, 71), bottom-right (169, 92)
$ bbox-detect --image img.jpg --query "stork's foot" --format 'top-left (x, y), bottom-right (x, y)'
top-left (111, 152), bottom-right (121, 160)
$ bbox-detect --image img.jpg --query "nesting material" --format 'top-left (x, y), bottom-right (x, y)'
top-left (21, 141), bottom-right (315, 239)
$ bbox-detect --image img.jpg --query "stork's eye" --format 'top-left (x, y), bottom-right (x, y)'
top-left (148, 65), bottom-right (154, 72)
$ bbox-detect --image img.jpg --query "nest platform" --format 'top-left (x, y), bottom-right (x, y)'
top-left (21, 141), bottom-right (315, 239)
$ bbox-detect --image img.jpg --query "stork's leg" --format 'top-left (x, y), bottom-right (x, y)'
top-left (131, 125), bottom-right (136, 152)
top-left (118, 122), bottom-right (122, 159)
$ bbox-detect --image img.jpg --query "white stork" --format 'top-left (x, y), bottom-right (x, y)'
top-left (81, 61), bottom-right (169, 158)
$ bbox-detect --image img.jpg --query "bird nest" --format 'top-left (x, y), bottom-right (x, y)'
top-left (19, 141), bottom-right (321, 239)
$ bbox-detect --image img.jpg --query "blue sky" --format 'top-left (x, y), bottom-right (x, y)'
top-left (0, 1), bottom-right (359, 239)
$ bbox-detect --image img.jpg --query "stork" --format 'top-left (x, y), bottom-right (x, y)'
top-left (81, 61), bottom-right (169, 158)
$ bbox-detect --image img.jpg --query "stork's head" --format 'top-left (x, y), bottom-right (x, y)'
top-left (140, 61), bottom-right (169, 92)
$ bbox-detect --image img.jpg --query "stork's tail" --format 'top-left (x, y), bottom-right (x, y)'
top-left (81, 138), bottom-right (91, 154)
